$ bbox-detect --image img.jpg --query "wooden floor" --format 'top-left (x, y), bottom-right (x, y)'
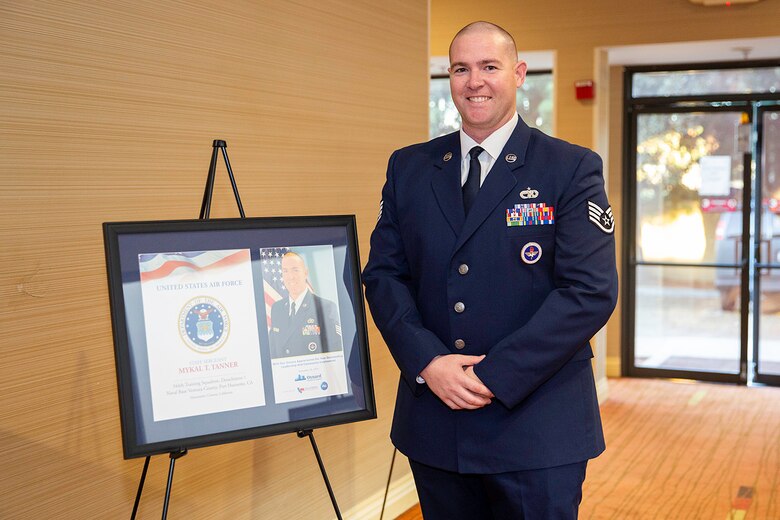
top-left (396, 377), bottom-right (780, 519)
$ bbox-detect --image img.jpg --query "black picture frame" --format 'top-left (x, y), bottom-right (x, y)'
top-left (103, 215), bottom-right (375, 459)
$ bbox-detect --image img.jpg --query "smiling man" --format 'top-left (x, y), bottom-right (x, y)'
top-left (448, 23), bottom-right (526, 143)
top-left (268, 252), bottom-right (342, 358)
top-left (363, 21), bottom-right (618, 519)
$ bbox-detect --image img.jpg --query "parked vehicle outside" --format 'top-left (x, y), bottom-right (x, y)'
top-left (714, 205), bottom-right (780, 311)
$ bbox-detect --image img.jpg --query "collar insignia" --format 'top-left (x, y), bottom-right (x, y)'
top-left (443, 152), bottom-right (453, 162)
top-left (505, 153), bottom-right (517, 163)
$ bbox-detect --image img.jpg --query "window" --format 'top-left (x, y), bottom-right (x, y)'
top-left (429, 71), bottom-right (554, 139)
top-left (632, 66), bottom-right (780, 98)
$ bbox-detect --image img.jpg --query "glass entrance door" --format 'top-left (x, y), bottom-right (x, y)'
top-left (754, 105), bottom-right (780, 385)
top-left (628, 108), bottom-right (749, 382)
top-left (624, 61), bottom-right (780, 386)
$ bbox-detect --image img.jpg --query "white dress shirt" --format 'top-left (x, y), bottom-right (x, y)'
top-left (459, 114), bottom-right (519, 187)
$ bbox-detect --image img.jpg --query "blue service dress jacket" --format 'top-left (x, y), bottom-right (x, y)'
top-left (268, 292), bottom-right (342, 358)
top-left (362, 116), bottom-right (618, 474)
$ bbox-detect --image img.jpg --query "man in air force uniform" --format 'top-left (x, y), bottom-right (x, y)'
top-left (362, 21), bottom-right (618, 519)
top-left (269, 252), bottom-right (342, 358)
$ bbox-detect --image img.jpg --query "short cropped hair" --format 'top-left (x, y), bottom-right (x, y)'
top-left (448, 21), bottom-right (518, 61)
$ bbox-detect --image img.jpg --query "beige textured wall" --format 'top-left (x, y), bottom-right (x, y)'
top-left (0, 1), bottom-right (427, 518)
top-left (431, 0), bottom-right (780, 376)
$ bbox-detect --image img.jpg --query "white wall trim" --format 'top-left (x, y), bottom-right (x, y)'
top-left (595, 374), bottom-right (610, 404)
top-left (606, 35), bottom-right (780, 66)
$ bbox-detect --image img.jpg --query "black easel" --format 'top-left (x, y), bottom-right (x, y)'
top-left (199, 139), bottom-right (245, 219)
top-left (131, 449), bottom-right (186, 520)
top-left (130, 139), bottom-right (241, 520)
top-left (298, 429), bottom-right (343, 520)
top-left (130, 140), bottom-right (341, 520)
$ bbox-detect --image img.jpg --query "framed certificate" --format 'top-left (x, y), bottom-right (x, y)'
top-left (103, 215), bottom-right (375, 458)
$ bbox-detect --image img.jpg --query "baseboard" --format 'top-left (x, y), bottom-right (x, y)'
top-left (342, 471), bottom-right (418, 520)
top-left (595, 375), bottom-right (610, 404)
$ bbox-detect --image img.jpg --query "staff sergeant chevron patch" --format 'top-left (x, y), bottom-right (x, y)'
top-left (587, 200), bottom-right (615, 234)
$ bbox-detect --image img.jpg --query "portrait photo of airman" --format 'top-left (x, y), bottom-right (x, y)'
top-left (267, 251), bottom-right (343, 358)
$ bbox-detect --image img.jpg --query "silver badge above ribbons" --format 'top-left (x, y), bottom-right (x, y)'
top-left (519, 187), bottom-right (539, 200)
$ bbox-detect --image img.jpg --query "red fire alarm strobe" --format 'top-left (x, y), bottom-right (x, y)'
top-left (575, 80), bottom-right (594, 100)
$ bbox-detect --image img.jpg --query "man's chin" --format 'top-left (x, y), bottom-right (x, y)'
top-left (462, 119), bottom-right (500, 136)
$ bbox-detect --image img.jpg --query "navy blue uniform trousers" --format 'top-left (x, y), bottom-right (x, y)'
top-left (410, 459), bottom-right (587, 520)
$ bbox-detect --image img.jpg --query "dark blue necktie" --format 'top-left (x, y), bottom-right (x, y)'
top-left (463, 146), bottom-right (484, 215)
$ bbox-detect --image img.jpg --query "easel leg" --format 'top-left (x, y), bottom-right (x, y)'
top-left (161, 450), bottom-right (187, 520)
top-left (298, 430), bottom-right (342, 520)
top-left (379, 448), bottom-right (397, 520)
top-left (130, 456), bottom-right (151, 520)
top-left (220, 145), bottom-right (246, 218)
top-left (200, 139), bottom-right (246, 219)
top-left (199, 140), bottom-right (222, 219)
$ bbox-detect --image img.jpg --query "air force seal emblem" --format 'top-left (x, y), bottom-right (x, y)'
top-left (587, 200), bottom-right (615, 234)
top-left (179, 296), bottom-right (230, 353)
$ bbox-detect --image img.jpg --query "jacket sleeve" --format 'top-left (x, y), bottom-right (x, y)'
top-left (322, 297), bottom-right (342, 353)
top-left (473, 150), bottom-right (618, 409)
top-left (362, 151), bottom-right (450, 392)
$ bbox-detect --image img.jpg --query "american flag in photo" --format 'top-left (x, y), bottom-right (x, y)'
top-left (260, 247), bottom-right (290, 327)
top-left (138, 250), bottom-right (248, 282)
top-left (260, 247), bottom-right (316, 328)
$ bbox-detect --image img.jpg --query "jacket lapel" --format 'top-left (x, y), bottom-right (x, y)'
top-left (430, 133), bottom-right (465, 236)
top-left (453, 118), bottom-right (533, 254)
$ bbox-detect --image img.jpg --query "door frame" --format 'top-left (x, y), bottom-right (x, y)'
top-left (753, 102), bottom-right (780, 386)
top-left (621, 59), bottom-right (780, 384)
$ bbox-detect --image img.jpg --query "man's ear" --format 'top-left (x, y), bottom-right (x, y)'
top-left (515, 60), bottom-right (528, 88)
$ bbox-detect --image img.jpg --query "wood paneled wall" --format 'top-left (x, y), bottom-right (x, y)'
top-left (0, 1), bottom-right (427, 518)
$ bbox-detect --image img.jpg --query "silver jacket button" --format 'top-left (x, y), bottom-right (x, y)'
top-left (454, 302), bottom-right (465, 313)
top-left (454, 339), bottom-right (466, 349)
top-left (458, 264), bottom-right (469, 275)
